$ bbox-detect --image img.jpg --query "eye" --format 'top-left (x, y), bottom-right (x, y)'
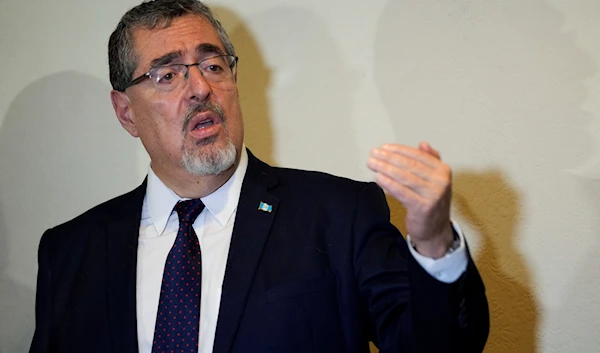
top-left (153, 66), bottom-right (182, 85)
top-left (161, 72), bottom-right (175, 81)
top-left (201, 57), bottom-right (229, 75)
top-left (205, 64), bottom-right (224, 73)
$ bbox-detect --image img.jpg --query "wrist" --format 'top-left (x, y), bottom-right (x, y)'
top-left (411, 225), bottom-right (455, 259)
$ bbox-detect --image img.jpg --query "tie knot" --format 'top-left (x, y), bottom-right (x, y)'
top-left (175, 199), bottom-right (205, 223)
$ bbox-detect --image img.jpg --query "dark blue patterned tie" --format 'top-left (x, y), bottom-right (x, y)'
top-left (152, 199), bottom-right (205, 353)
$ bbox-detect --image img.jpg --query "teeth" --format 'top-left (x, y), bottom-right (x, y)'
top-left (194, 119), bottom-right (214, 130)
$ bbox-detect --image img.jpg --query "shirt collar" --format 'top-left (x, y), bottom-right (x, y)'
top-left (146, 147), bottom-right (249, 235)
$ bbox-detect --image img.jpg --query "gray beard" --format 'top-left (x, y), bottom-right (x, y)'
top-left (181, 136), bottom-right (237, 176)
top-left (180, 101), bottom-right (237, 176)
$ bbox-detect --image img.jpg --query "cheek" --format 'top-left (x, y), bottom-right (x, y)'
top-left (133, 99), bottom-right (184, 143)
top-left (215, 88), bottom-right (241, 119)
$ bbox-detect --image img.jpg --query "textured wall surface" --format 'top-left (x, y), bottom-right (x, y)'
top-left (1, 0), bottom-right (599, 352)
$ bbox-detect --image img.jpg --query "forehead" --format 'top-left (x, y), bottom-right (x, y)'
top-left (131, 14), bottom-right (224, 72)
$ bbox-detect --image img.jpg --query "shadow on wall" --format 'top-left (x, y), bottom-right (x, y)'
top-left (214, 6), bottom-right (276, 166)
top-left (218, 6), bottom-right (361, 177)
top-left (453, 171), bottom-right (538, 353)
top-left (0, 71), bottom-right (139, 352)
top-left (374, 0), bottom-right (598, 351)
top-left (213, 6), bottom-right (275, 165)
top-left (0, 216), bottom-right (31, 353)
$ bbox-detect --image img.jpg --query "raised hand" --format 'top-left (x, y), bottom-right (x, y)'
top-left (367, 142), bottom-right (454, 258)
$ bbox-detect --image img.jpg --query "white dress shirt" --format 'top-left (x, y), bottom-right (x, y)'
top-left (135, 148), bottom-right (467, 353)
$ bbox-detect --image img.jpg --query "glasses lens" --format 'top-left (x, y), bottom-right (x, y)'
top-left (199, 55), bottom-right (236, 83)
top-left (149, 56), bottom-right (237, 92)
top-left (151, 65), bottom-right (187, 92)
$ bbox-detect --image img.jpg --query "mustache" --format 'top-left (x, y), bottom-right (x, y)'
top-left (182, 101), bottom-right (226, 133)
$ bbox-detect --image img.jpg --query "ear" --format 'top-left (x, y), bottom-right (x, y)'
top-left (110, 90), bottom-right (140, 138)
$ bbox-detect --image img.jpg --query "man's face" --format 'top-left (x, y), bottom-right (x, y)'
top-left (116, 14), bottom-right (244, 177)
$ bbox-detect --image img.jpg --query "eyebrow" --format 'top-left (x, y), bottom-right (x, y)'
top-left (196, 43), bottom-right (225, 57)
top-left (148, 50), bottom-right (183, 70)
top-left (146, 43), bottom-right (225, 70)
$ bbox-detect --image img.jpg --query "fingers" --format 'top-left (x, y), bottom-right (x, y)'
top-left (367, 156), bottom-right (430, 194)
top-left (370, 142), bottom-right (449, 180)
top-left (369, 148), bottom-right (434, 182)
top-left (373, 172), bottom-right (427, 206)
top-left (368, 142), bottom-right (452, 199)
top-left (380, 143), bottom-right (441, 169)
top-left (418, 141), bottom-right (440, 159)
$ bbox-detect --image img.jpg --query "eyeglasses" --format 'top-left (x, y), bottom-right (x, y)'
top-left (121, 54), bottom-right (238, 92)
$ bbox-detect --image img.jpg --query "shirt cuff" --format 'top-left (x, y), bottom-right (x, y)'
top-left (406, 221), bottom-right (468, 283)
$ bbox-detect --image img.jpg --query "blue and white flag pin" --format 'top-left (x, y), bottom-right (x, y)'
top-left (258, 201), bottom-right (273, 213)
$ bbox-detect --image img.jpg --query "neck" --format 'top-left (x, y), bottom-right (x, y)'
top-left (151, 159), bottom-right (239, 199)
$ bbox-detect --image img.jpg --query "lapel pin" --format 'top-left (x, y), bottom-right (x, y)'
top-left (258, 201), bottom-right (273, 213)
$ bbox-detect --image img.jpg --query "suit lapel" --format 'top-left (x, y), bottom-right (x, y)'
top-left (213, 151), bottom-right (279, 353)
top-left (105, 180), bottom-right (146, 353)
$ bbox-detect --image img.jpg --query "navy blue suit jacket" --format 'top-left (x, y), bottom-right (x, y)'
top-left (30, 150), bottom-right (489, 353)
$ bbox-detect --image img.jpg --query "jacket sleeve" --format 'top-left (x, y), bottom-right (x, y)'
top-left (353, 182), bottom-right (489, 353)
top-left (29, 229), bottom-right (53, 353)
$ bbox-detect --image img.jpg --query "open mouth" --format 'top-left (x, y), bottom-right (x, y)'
top-left (193, 118), bottom-right (216, 130)
top-left (185, 112), bottom-right (223, 141)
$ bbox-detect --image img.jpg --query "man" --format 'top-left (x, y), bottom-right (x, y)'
top-left (29, 0), bottom-right (489, 352)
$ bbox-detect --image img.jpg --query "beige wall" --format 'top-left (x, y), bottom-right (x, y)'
top-left (1, 0), bottom-right (599, 352)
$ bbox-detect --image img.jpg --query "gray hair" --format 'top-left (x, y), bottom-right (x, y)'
top-left (108, 0), bottom-right (236, 91)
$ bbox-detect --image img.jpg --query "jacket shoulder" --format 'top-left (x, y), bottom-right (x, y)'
top-left (277, 166), bottom-right (378, 192)
top-left (268, 166), bottom-right (388, 214)
top-left (246, 148), bottom-right (380, 198)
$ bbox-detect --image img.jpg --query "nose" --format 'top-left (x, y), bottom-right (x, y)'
top-left (185, 65), bottom-right (211, 103)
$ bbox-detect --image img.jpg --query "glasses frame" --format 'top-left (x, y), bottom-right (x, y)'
top-left (120, 54), bottom-right (239, 92)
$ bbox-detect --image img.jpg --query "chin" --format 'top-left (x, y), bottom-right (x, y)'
top-left (181, 139), bottom-right (237, 176)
